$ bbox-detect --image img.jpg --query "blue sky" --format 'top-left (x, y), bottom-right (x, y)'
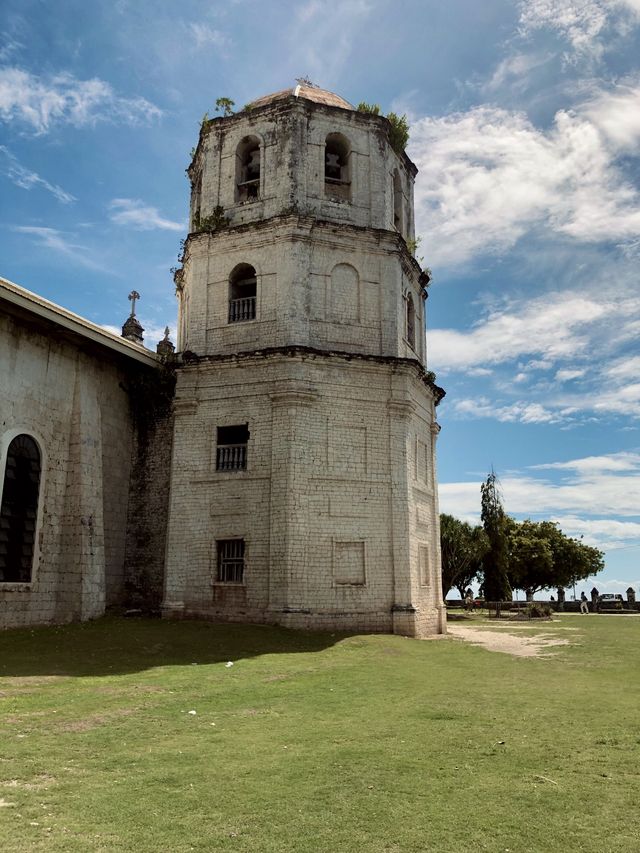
top-left (1, 0), bottom-right (639, 596)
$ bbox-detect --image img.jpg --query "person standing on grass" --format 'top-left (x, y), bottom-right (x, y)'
top-left (580, 592), bottom-right (589, 614)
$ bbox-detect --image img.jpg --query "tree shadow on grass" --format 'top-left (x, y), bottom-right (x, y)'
top-left (0, 617), bottom-right (352, 678)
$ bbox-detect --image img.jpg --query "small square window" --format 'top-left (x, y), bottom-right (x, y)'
top-left (217, 539), bottom-right (245, 583)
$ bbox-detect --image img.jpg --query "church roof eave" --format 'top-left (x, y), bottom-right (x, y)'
top-left (0, 276), bottom-right (159, 368)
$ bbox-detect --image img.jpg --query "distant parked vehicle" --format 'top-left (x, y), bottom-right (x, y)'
top-left (598, 594), bottom-right (624, 610)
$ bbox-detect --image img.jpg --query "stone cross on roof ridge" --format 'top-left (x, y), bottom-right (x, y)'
top-left (128, 290), bottom-right (141, 317)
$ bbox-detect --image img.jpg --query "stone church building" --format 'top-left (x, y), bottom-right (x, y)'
top-left (0, 85), bottom-right (446, 637)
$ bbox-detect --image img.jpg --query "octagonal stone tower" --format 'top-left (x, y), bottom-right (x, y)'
top-left (163, 84), bottom-right (446, 637)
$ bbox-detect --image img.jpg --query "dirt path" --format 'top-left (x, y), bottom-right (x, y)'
top-left (447, 625), bottom-right (571, 657)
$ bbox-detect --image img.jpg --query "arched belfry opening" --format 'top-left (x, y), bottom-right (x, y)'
top-left (235, 136), bottom-right (261, 202)
top-left (228, 264), bottom-right (257, 323)
top-left (0, 434), bottom-right (41, 583)
top-left (406, 293), bottom-right (416, 349)
top-left (393, 170), bottom-right (404, 234)
top-left (324, 133), bottom-right (351, 201)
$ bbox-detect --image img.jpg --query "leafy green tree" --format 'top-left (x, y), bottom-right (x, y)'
top-left (440, 514), bottom-right (489, 598)
top-left (215, 97), bottom-right (235, 117)
top-left (507, 519), bottom-right (554, 600)
top-left (480, 471), bottom-right (511, 601)
top-left (507, 519), bottom-right (604, 597)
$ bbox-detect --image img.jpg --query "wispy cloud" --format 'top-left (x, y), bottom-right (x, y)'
top-left (519, 0), bottom-right (640, 62)
top-left (411, 78), bottom-right (640, 267)
top-left (0, 67), bottom-right (162, 134)
top-left (453, 398), bottom-right (561, 424)
top-left (532, 452), bottom-right (640, 473)
top-left (431, 285), bottom-right (640, 422)
top-left (483, 51), bottom-right (553, 93)
top-left (430, 290), bottom-right (620, 373)
top-left (13, 226), bottom-right (105, 271)
top-left (0, 34), bottom-right (24, 63)
top-left (285, 0), bottom-right (372, 84)
top-left (0, 145), bottom-right (75, 203)
top-left (108, 198), bottom-right (185, 231)
top-left (186, 23), bottom-right (231, 51)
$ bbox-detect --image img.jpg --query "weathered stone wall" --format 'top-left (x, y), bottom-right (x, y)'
top-left (0, 312), bottom-right (137, 628)
top-left (169, 91), bottom-right (444, 637)
top-left (163, 353), bottom-right (444, 636)
top-left (191, 98), bottom-right (415, 238)
top-left (122, 372), bottom-right (175, 613)
top-left (178, 218), bottom-right (425, 364)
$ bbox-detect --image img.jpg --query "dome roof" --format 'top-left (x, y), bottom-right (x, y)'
top-left (249, 84), bottom-right (354, 111)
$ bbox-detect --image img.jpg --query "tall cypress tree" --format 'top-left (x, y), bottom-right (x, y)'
top-left (480, 471), bottom-right (511, 602)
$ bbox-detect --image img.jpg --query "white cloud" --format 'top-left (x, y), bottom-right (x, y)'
top-left (0, 145), bottom-right (75, 203)
top-left (411, 79), bottom-right (640, 267)
top-left (0, 34), bottom-right (23, 62)
top-left (109, 198), bottom-right (185, 232)
top-left (453, 397), bottom-right (561, 424)
top-left (0, 67), bottom-right (161, 133)
top-left (187, 23), bottom-right (231, 51)
top-left (484, 51), bottom-right (552, 92)
top-left (13, 226), bottom-right (105, 271)
top-left (551, 515), bottom-right (640, 548)
top-left (430, 290), bottom-right (613, 372)
top-left (555, 368), bottom-right (585, 382)
top-left (286, 0), bottom-right (372, 84)
top-left (532, 452), bottom-right (640, 473)
top-left (519, 0), bottom-right (640, 61)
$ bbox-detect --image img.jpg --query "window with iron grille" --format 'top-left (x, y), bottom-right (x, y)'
top-left (228, 264), bottom-right (257, 324)
top-left (216, 424), bottom-right (249, 471)
top-left (217, 539), bottom-right (245, 583)
top-left (0, 434), bottom-right (41, 583)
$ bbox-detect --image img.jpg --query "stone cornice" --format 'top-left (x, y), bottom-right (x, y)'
top-left (176, 344), bottom-right (446, 405)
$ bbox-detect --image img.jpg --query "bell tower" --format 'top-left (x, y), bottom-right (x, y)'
top-left (163, 84), bottom-right (446, 637)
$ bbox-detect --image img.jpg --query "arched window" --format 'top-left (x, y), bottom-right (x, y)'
top-left (191, 171), bottom-right (202, 230)
top-left (235, 136), bottom-right (261, 202)
top-left (324, 133), bottom-right (351, 201)
top-left (393, 170), bottom-right (404, 233)
top-left (228, 264), bottom-right (257, 323)
top-left (406, 293), bottom-right (416, 350)
top-left (0, 434), bottom-right (41, 583)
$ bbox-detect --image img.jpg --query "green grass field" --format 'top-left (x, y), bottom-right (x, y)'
top-left (1, 614), bottom-right (639, 852)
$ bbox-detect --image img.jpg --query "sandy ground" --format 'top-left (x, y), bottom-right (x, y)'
top-left (447, 624), bottom-right (571, 657)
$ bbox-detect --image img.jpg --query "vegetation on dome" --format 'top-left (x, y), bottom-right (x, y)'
top-left (356, 102), bottom-right (410, 154)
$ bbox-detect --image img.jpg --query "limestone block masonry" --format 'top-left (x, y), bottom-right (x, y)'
top-left (164, 85), bottom-right (447, 637)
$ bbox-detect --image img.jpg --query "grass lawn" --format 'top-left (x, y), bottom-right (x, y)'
top-left (1, 614), bottom-right (639, 852)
